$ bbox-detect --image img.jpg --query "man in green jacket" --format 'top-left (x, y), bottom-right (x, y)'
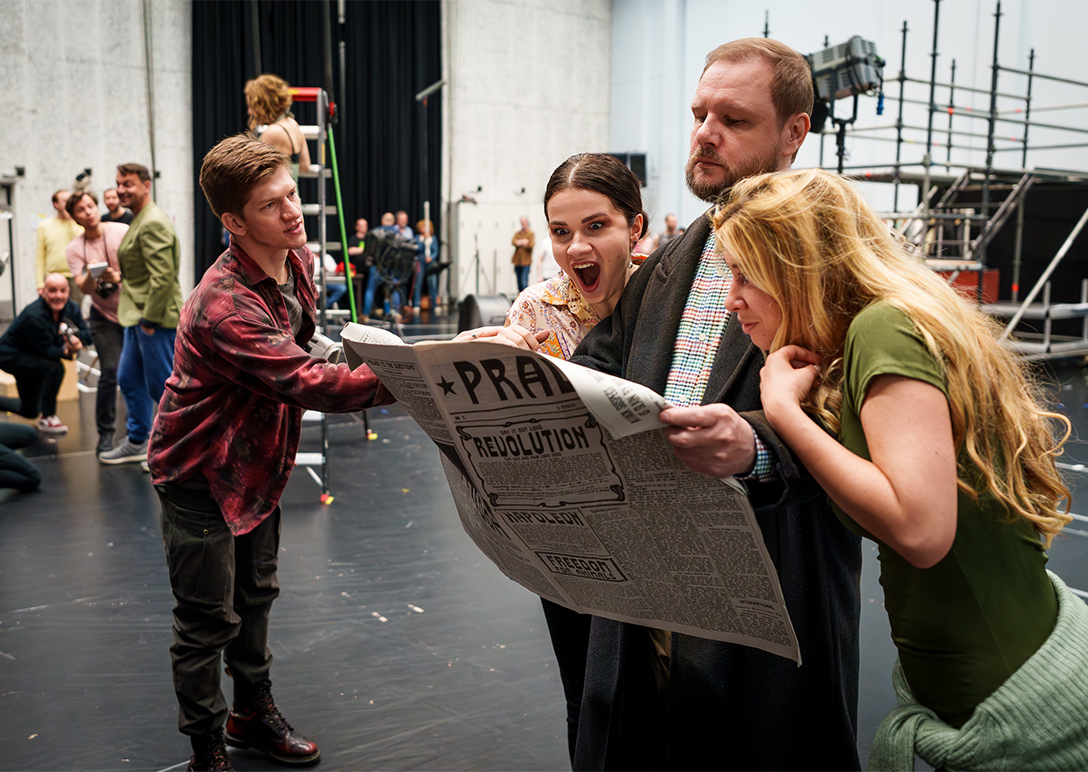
top-left (99, 163), bottom-right (183, 464)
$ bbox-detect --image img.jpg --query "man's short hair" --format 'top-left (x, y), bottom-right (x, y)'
top-left (199, 133), bottom-right (291, 219)
top-left (51, 189), bottom-right (68, 205)
top-left (704, 38), bottom-right (814, 125)
top-left (65, 190), bottom-right (97, 217)
top-left (117, 163), bottom-right (152, 183)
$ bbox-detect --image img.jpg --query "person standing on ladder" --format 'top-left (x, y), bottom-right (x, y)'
top-left (245, 74), bottom-right (313, 182)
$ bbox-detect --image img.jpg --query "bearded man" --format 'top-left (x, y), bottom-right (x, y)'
top-left (569, 38), bottom-right (862, 771)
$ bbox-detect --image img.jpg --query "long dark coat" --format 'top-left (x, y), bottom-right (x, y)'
top-left (569, 211), bottom-right (862, 771)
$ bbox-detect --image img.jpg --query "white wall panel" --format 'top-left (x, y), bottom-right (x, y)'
top-left (443, 0), bottom-right (612, 302)
top-left (612, 0), bottom-right (1088, 229)
top-left (0, 0), bottom-right (193, 311)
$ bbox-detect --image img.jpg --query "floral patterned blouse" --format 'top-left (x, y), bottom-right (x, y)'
top-left (504, 256), bottom-right (645, 360)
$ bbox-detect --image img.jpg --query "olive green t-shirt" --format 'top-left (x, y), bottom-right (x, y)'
top-left (836, 301), bottom-right (1056, 728)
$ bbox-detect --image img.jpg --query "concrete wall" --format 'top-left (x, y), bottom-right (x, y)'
top-left (0, 0), bottom-right (612, 316)
top-left (441, 0), bottom-right (612, 304)
top-left (611, 0), bottom-right (1088, 232)
top-left (0, 0), bottom-right (193, 315)
top-left (6, 1), bottom-right (1082, 315)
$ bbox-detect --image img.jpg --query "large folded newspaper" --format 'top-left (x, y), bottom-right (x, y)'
top-left (341, 324), bottom-right (800, 663)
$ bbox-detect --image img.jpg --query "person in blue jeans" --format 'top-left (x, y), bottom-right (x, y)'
top-left (360, 263), bottom-right (382, 321)
top-left (412, 219), bottom-right (439, 313)
top-left (100, 162), bottom-right (182, 465)
top-left (325, 279), bottom-right (348, 309)
top-left (511, 216), bottom-right (534, 292)
top-left (362, 218), bottom-right (414, 321)
top-left (326, 218), bottom-right (368, 312)
top-left (361, 213), bottom-right (395, 320)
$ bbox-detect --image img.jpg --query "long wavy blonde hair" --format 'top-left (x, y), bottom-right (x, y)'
top-left (714, 168), bottom-right (1071, 545)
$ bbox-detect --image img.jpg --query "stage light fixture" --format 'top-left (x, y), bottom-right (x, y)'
top-left (806, 36), bottom-right (884, 103)
top-left (806, 36), bottom-right (885, 169)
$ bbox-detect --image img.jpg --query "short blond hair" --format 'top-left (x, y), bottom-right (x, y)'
top-left (704, 38), bottom-right (813, 126)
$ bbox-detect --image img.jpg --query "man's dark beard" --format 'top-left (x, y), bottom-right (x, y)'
top-left (684, 143), bottom-right (785, 203)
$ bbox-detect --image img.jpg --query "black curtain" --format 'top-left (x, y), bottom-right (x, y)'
top-left (191, 0), bottom-right (442, 278)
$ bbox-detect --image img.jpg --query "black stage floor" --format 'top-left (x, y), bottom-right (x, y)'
top-left (1, 316), bottom-right (1086, 771)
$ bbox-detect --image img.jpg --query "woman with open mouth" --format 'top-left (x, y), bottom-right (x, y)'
top-left (506, 153), bottom-right (647, 361)
top-left (501, 152), bottom-right (649, 762)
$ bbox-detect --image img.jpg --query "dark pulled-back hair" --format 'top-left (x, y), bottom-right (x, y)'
top-left (199, 133), bottom-right (291, 219)
top-left (117, 163), bottom-right (151, 183)
top-left (544, 154), bottom-right (648, 240)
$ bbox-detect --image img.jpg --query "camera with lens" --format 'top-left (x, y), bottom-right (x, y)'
top-left (95, 279), bottom-right (118, 299)
top-left (57, 321), bottom-right (81, 348)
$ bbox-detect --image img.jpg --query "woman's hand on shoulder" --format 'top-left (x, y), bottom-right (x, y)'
top-left (452, 325), bottom-right (550, 350)
top-left (759, 345), bottom-right (821, 428)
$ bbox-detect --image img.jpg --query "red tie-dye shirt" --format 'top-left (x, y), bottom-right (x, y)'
top-left (148, 241), bottom-right (393, 534)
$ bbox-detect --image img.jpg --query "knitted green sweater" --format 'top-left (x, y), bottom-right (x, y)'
top-left (869, 571), bottom-right (1088, 771)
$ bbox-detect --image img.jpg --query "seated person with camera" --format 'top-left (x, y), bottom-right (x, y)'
top-left (361, 225), bottom-right (417, 322)
top-left (66, 190), bottom-right (127, 454)
top-left (0, 273), bottom-right (92, 434)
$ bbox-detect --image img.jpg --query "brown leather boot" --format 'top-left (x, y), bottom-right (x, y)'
top-left (224, 680), bottom-right (320, 767)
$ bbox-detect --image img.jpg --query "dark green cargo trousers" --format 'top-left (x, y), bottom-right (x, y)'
top-left (157, 478), bottom-right (281, 737)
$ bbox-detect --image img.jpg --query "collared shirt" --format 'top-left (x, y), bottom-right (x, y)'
top-left (511, 228), bottom-right (534, 266)
top-left (664, 231), bottom-right (772, 480)
top-left (505, 256), bottom-right (647, 360)
top-left (505, 271), bottom-right (598, 360)
top-left (116, 201), bottom-right (183, 329)
top-left (664, 233), bottom-right (732, 407)
top-left (148, 241), bottom-right (394, 535)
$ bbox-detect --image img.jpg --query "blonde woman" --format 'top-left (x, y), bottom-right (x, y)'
top-left (244, 74), bottom-right (312, 181)
top-left (712, 167), bottom-right (1086, 769)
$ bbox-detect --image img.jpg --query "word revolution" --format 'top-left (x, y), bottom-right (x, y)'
top-left (470, 425), bottom-right (590, 458)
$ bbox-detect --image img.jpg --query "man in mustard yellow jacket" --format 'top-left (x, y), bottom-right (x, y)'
top-left (34, 190), bottom-right (83, 298)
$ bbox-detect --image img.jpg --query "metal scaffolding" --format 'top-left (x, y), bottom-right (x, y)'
top-left (817, 0), bottom-right (1088, 360)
